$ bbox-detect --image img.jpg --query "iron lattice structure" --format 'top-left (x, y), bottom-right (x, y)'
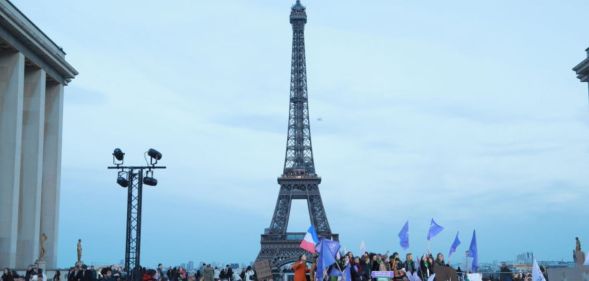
top-left (256, 1), bottom-right (338, 276)
top-left (108, 164), bottom-right (165, 281)
top-left (125, 169), bottom-right (143, 275)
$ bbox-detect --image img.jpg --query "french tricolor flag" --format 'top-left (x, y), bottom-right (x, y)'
top-left (299, 225), bottom-right (319, 254)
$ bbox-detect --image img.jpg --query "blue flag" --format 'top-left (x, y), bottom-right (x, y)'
top-left (316, 240), bottom-right (325, 281)
top-left (316, 241), bottom-right (324, 281)
top-left (399, 220), bottom-right (409, 250)
top-left (344, 264), bottom-right (352, 281)
top-left (467, 230), bottom-right (478, 272)
top-left (448, 232), bottom-right (461, 257)
top-left (427, 218), bottom-right (444, 240)
top-left (329, 266), bottom-right (342, 277)
top-left (319, 238), bottom-right (340, 268)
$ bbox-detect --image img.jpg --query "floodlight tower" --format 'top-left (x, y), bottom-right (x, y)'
top-left (108, 148), bottom-right (166, 281)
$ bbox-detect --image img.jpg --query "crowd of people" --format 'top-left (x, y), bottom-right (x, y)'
top-left (290, 251), bottom-right (546, 281)
top-left (291, 251), bottom-right (457, 281)
top-left (1, 263), bottom-right (258, 281)
top-left (2, 264), bottom-right (56, 281)
top-left (63, 263), bottom-right (256, 281)
top-left (2, 256), bottom-right (546, 281)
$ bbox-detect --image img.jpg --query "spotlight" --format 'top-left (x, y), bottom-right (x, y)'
top-left (143, 176), bottom-right (157, 186)
top-left (113, 148), bottom-right (125, 162)
top-left (117, 176), bottom-right (129, 187)
top-left (143, 170), bottom-right (158, 186)
top-left (147, 148), bottom-right (162, 161)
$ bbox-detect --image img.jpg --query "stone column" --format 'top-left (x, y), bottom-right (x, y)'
top-left (16, 67), bottom-right (46, 267)
top-left (0, 50), bottom-right (25, 268)
top-left (40, 82), bottom-right (63, 268)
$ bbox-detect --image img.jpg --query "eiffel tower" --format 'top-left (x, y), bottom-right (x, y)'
top-left (256, 0), bottom-right (338, 275)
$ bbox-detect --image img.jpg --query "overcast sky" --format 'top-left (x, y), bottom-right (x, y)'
top-left (14, 0), bottom-right (589, 267)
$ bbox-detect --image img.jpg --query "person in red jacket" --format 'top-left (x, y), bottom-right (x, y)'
top-left (292, 254), bottom-right (309, 281)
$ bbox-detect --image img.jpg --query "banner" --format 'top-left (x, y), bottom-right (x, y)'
top-left (432, 266), bottom-right (458, 281)
top-left (370, 271), bottom-right (395, 278)
top-left (254, 260), bottom-right (273, 281)
top-left (466, 273), bottom-right (482, 281)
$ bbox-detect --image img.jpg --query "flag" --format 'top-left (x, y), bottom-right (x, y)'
top-left (427, 274), bottom-right (436, 281)
top-left (406, 271), bottom-right (415, 281)
top-left (360, 241), bottom-right (366, 254)
top-left (316, 240), bottom-right (325, 281)
top-left (532, 259), bottom-right (546, 281)
top-left (329, 267), bottom-right (342, 277)
top-left (467, 230), bottom-right (478, 272)
top-left (427, 219), bottom-right (444, 240)
top-left (448, 232), bottom-right (461, 257)
top-left (399, 220), bottom-right (410, 250)
top-left (344, 264), bottom-right (352, 281)
top-left (319, 238), bottom-right (340, 268)
top-left (316, 263), bottom-right (324, 281)
top-left (412, 272), bottom-right (422, 281)
top-left (300, 225), bottom-right (319, 254)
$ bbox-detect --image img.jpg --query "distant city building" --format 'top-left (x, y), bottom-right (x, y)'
top-left (187, 261), bottom-right (194, 271)
top-left (515, 252), bottom-right (534, 265)
top-left (0, 0), bottom-right (77, 269)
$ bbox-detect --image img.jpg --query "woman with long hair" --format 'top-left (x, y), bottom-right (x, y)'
top-left (2, 268), bottom-right (15, 281)
top-left (419, 254), bottom-right (432, 280)
top-left (435, 253), bottom-right (446, 267)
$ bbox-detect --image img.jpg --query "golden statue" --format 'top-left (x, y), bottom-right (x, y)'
top-left (39, 233), bottom-right (47, 261)
top-left (576, 237), bottom-right (586, 267)
top-left (77, 239), bottom-right (83, 263)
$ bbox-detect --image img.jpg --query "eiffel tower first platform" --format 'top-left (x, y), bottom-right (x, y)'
top-left (255, 0), bottom-right (338, 275)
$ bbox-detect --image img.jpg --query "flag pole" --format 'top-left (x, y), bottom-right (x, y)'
top-left (334, 260), bottom-right (346, 281)
top-left (465, 250), bottom-right (469, 274)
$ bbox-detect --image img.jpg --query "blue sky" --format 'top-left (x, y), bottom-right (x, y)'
top-left (14, 0), bottom-right (589, 267)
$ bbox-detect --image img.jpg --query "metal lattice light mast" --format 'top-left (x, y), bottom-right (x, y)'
top-left (256, 1), bottom-right (338, 277)
top-left (108, 148), bottom-right (166, 281)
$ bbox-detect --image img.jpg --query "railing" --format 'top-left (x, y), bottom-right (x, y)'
top-left (286, 233), bottom-right (305, 240)
top-left (262, 232), bottom-right (338, 241)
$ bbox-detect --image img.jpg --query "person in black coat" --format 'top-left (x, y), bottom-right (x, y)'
top-left (226, 266), bottom-right (233, 281)
top-left (2, 268), bottom-right (15, 281)
top-left (25, 266), bottom-right (34, 281)
top-left (88, 266), bottom-right (97, 281)
top-left (403, 253), bottom-right (416, 275)
top-left (419, 255), bottom-right (433, 280)
top-left (78, 265), bottom-right (92, 281)
top-left (53, 270), bottom-right (61, 281)
top-left (75, 266), bottom-right (86, 281)
top-left (434, 253), bottom-right (447, 267)
top-left (102, 269), bottom-right (114, 281)
top-left (350, 257), bottom-right (361, 281)
top-left (360, 255), bottom-right (370, 281)
top-left (67, 268), bottom-right (76, 281)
